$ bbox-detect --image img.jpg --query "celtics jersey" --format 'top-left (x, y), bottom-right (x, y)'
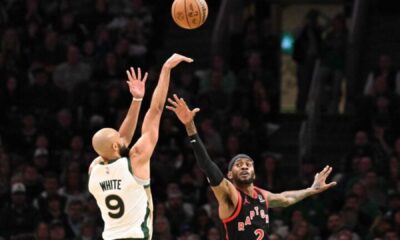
top-left (222, 187), bottom-right (269, 240)
top-left (88, 157), bottom-right (152, 240)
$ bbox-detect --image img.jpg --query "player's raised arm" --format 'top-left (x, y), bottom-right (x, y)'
top-left (166, 94), bottom-right (239, 219)
top-left (129, 54), bottom-right (193, 179)
top-left (267, 165), bottom-right (337, 208)
top-left (119, 67), bottom-right (148, 146)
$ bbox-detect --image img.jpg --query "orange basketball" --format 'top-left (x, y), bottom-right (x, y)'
top-left (171, 0), bottom-right (208, 30)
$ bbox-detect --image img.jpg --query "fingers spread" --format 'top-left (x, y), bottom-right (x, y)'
top-left (168, 98), bottom-right (178, 107)
top-left (126, 70), bottom-right (132, 80)
top-left (138, 67), bottom-right (141, 81)
top-left (166, 106), bottom-right (175, 112)
top-left (130, 67), bottom-right (137, 80)
top-left (143, 72), bottom-right (148, 83)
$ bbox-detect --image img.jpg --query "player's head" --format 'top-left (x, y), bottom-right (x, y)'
top-left (227, 154), bottom-right (256, 185)
top-left (92, 128), bottom-right (128, 160)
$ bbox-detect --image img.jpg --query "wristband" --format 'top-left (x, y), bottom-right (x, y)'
top-left (133, 97), bottom-right (143, 102)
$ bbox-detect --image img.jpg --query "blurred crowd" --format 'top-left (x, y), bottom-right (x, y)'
top-left (1, 0), bottom-right (400, 240)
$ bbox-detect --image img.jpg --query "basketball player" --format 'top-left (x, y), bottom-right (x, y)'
top-left (166, 94), bottom-right (337, 240)
top-left (88, 54), bottom-right (193, 240)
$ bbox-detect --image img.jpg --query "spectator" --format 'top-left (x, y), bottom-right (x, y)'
top-left (0, 183), bottom-right (40, 239)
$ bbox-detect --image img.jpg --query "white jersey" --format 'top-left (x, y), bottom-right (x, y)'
top-left (88, 157), bottom-right (152, 240)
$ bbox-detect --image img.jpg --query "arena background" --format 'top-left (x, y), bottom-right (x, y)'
top-left (1, 0), bottom-right (400, 239)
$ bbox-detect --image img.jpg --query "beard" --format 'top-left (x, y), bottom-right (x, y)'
top-left (233, 173), bottom-right (255, 185)
top-left (119, 144), bottom-right (130, 158)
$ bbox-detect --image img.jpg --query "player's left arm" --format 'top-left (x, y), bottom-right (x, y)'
top-left (267, 165), bottom-right (337, 208)
top-left (119, 67), bottom-right (148, 146)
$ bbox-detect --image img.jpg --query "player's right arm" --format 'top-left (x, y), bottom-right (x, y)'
top-left (129, 54), bottom-right (193, 180)
top-left (166, 94), bottom-right (239, 219)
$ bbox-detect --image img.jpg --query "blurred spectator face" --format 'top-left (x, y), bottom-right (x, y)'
top-left (36, 135), bottom-right (49, 148)
top-left (96, 0), bottom-right (107, 11)
top-left (379, 55), bottom-right (391, 71)
top-left (131, 0), bottom-right (143, 11)
top-left (200, 118), bottom-right (214, 134)
top-left (105, 52), bottom-right (117, 68)
top-left (394, 210), bottom-right (400, 225)
top-left (24, 165), bottom-right (39, 184)
top-left (57, 109), bottom-right (72, 128)
top-left (247, 52), bottom-right (262, 69)
top-left (179, 71), bottom-right (193, 87)
top-left (385, 231), bottom-right (399, 240)
top-left (61, 12), bottom-right (74, 29)
top-left (302, 162), bottom-right (315, 176)
top-left (68, 201), bottom-right (83, 221)
top-left (36, 222), bottom-right (49, 240)
top-left (67, 46), bottom-right (80, 65)
top-left (115, 38), bottom-right (129, 55)
top-left (263, 156), bottom-right (276, 173)
top-left (49, 223), bottom-right (65, 240)
top-left (226, 135), bottom-right (239, 154)
top-left (44, 176), bottom-right (59, 194)
top-left (259, 99), bottom-right (271, 114)
top-left (376, 96), bottom-right (389, 111)
top-left (394, 138), bottom-right (400, 153)
top-left (23, 114), bottom-right (36, 128)
top-left (389, 157), bottom-right (399, 178)
top-left (373, 76), bottom-right (387, 94)
top-left (269, 234), bottom-right (281, 240)
top-left (212, 55), bottom-right (224, 71)
top-left (87, 197), bottom-right (99, 214)
top-left (364, 171), bottom-right (378, 187)
top-left (293, 221), bottom-right (309, 238)
top-left (388, 195), bottom-right (400, 210)
top-left (155, 202), bottom-right (166, 217)
top-left (344, 195), bottom-right (359, 210)
top-left (3, 28), bottom-right (18, 50)
top-left (83, 40), bottom-right (95, 56)
top-left (357, 156), bottom-right (372, 174)
top-left (210, 70), bottom-right (223, 90)
top-left (286, 233), bottom-right (299, 240)
top-left (337, 229), bottom-right (352, 240)
top-left (81, 222), bottom-right (95, 238)
top-left (327, 214), bottom-right (343, 232)
top-left (45, 31), bottom-right (58, 49)
top-left (26, 0), bottom-right (39, 12)
top-left (6, 76), bottom-right (17, 92)
top-left (154, 217), bottom-right (170, 234)
top-left (354, 131), bottom-right (368, 146)
top-left (11, 183), bottom-right (27, 206)
top-left (351, 182), bottom-right (366, 198)
top-left (70, 135), bottom-right (84, 151)
top-left (48, 196), bottom-right (62, 212)
top-left (67, 170), bottom-right (81, 189)
top-left (34, 70), bottom-right (49, 86)
top-left (291, 210), bottom-right (304, 225)
top-left (230, 115), bottom-right (243, 130)
top-left (206, 227), bottom-right (220, 240)
top-left (168, 191), bottom-right (183, 209)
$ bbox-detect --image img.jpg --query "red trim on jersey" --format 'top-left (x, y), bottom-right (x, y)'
top-left (254, 186), bottom-right (269, 210)
top-left (222, 190), bottom-right (242, 223)
top-left (223, 222), bottom-right (229, 240)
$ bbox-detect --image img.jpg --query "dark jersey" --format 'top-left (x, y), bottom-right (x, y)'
top-left (222, 187), bottom-right (269, 240)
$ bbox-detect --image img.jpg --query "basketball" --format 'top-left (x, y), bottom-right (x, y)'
top-left (171, 0), bottom-right (208, 30)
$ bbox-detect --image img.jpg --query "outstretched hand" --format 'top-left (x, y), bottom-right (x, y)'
top-left (311, 165), bottom-right (337, 193)
top-left (126, 67), bottom-right (148, 98)
top-left (163, 53), bottom-right (193, 69)
top-left (166, 94), bottom-right (200, 125)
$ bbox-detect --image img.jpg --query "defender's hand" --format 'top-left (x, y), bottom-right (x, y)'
top-left (126, 67), bottom-right (148, 98)
top-left (163, 54), bottom-right (193, 69)
top-left (166, 94), bottom-right (200, 125)
top-left (311, 165), bottom-right (337, 193)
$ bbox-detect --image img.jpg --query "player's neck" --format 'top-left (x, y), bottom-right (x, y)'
top-left (235, 183), bottom-right (255, 196)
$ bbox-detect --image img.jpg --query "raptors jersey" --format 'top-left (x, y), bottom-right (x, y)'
top-left (88, 157), bottom-right (152, 240)
top-left (222, 187), bottom-right (269, 240)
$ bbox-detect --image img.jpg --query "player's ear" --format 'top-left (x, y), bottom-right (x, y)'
top-left (227, 171), bottom-right (233, 180)
top-left (112, 142), bottom-right (118, 151)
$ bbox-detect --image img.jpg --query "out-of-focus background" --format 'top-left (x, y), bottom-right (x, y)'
top-left (1, 0), bottom-right (400, 239)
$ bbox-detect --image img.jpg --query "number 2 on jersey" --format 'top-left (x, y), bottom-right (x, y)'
top-left (254, 229), bottom-right (264, 240)
top-left (105, 194), bottom-right (125, 218)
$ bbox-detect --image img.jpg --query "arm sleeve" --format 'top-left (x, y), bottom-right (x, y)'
top-left (189, 134), bottom-right (224, 186)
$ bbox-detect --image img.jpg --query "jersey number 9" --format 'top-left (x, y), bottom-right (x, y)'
top-left (105, 194), bottom-right (125, 218)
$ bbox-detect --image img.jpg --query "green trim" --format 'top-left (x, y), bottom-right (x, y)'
top-left (126, 157), bottom-right (133, 175)
top-left (140, 202), bottom-right (151, 239)
top-left (99, 158), bottom-right (119, 165)
top-left (144, 184), bottom-right (151, 189)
